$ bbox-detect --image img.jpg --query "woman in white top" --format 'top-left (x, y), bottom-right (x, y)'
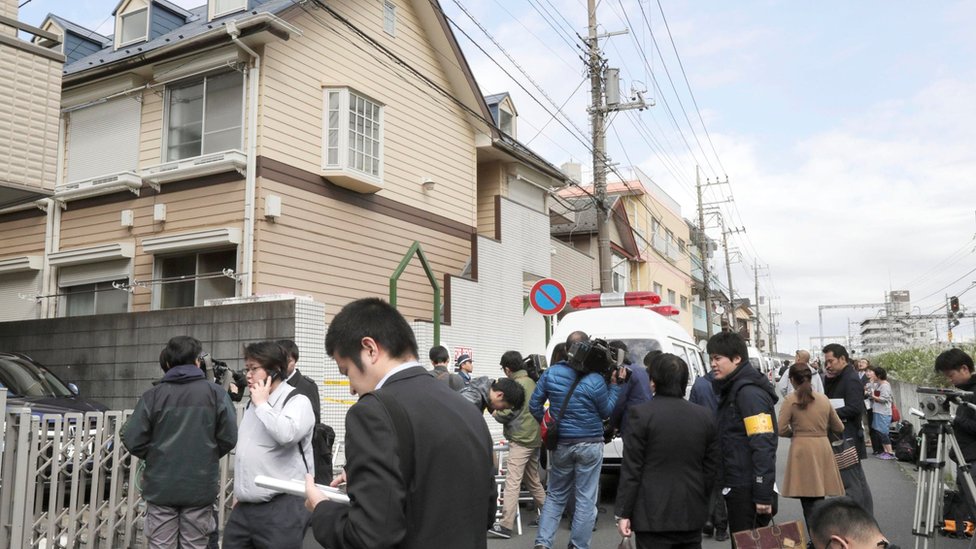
top-left (865, 367), bottom-right (895, 460)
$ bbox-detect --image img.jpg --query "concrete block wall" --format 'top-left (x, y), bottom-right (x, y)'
top-left (0, 300), bottom-right (298, 410)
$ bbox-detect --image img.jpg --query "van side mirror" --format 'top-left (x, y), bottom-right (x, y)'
top-left (67, 383), bottom-right (80, 396)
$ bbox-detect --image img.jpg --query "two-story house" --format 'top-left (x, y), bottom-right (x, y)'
top-left (0, 0), bottom-right (498, 324)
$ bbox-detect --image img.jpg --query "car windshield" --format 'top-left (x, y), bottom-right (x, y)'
top-left (0, 356), bottom-right (73, 398)
top-left (608, 338), bottom-right (663, 368)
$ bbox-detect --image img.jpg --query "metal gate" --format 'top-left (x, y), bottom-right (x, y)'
top-left (0, 394), bottom-right (236, 548)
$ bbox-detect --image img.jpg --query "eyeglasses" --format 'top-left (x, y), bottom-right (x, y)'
top-left (244, 366), bottom-right (266, 375)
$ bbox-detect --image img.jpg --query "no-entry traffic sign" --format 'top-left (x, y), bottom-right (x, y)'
top-left (529, 278), bottom-right (567, 316)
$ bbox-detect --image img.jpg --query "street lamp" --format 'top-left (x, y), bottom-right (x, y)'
top-left (794, 320), bottom-right (800, 351)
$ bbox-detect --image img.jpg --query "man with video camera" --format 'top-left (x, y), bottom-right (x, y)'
top-left (934, 348), bottom-right (976, 506)
top-left (529, 331), bottom-right (626, 549)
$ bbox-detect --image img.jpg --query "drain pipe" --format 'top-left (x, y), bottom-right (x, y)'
top-left (227, 21), bottom-right (259, 297)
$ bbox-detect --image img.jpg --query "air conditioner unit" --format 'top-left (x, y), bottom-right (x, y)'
top-left (142, 150), bottom-right (247, 185)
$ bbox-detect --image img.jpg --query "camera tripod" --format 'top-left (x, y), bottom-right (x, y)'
top-left (912, 419), bottom-right (976, 549)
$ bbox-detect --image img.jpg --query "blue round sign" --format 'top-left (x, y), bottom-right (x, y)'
top-left (529, 279), bottom-right (567, 316)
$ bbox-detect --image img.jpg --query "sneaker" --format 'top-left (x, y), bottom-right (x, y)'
top-left (879, 452), bottom-right (897, 460)
top-left (533, 546), bottom-right (547, 549)
top-left (487, 524), bottom-right (512, 539)
top-left (702, 521), bottom-right (715, 537)
top-left (715, 530), bottom-right (729, 542)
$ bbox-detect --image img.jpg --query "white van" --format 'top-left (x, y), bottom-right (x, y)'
top-left (544, 295), bottom-right (706, 475)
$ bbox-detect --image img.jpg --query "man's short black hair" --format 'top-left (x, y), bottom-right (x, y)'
top-left (491, 377), bottom-right (526, 410)
top-left (809, 497), bottom-right (882, 548)
top-left (706, 331), bottom-right (748, 362)
top-left (566, 331), bottom-right (588, 347)
top-left (276, 339), bottom-right (299, 362)
top-left (935, 348), bottom-right (975, 374)
top-left (500, 350), bottom-right (524, 372)
top-left (643, 350), bottom-right (663, 369)
top-left (822, 343), bottom-right (849, 361)
top-left (326, 298), bottom-right (419, 371)
top-left (160, 336), bottom-right (202, 371)
top-left (649, 354), bottom-right (688, 397)
top-left (872, 366), bottom-right (888, 381)
top-left (244, 340), bottom-right (288, 380)
top-left (429, 345), bottom-right (450, 364)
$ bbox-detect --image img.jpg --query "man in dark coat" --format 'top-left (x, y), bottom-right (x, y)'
top-left (689, 369), bottom-right (728, 541)
top-left (822, 343), bottom-right (874, 515)
top-left (708, 331), bottom-right (779, 537)
top-left (616, 353), bottom-right (719, 548)
top-left (123, 336), bottom-right (238, 549)
top-left (305, 298), bottom-right (496, 549)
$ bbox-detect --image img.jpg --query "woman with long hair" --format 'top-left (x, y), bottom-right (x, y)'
top-left (778, 363), bottom-right (846, 538)
top-left (866, 366), bottom-right (896, 459)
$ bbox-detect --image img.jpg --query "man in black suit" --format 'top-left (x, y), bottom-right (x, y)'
top-left (615, 353), bottom-right (719, 549)
top-left (278, 340), bottom-right (321, 424)
top-left (304, 298), bottom-right (496, 549)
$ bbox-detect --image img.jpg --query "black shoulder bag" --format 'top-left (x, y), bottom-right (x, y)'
top-left (544, 373), bottom-right (584, 451)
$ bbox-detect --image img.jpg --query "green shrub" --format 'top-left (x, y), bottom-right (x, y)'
top-left (870, 343), bottom-right (976, 386)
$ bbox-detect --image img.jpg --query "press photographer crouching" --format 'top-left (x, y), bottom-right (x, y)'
top-left (529, 331), bottom-right (627, 549)
top-left (934, 348), bottom-right (976, 506)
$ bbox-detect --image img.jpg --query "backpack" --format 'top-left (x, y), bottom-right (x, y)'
top-left (942, 489), bottom-right (975, 537)
top-left (283, 390), bottom-right (336, 484)
top-left (890, 421), bottom-right (918, 463)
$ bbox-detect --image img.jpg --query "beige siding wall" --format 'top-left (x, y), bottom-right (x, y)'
top-left (57, 179), bottom-right (245, 310)
top-left (0, 44), bottom-right (61, 191)
top-left (139, 88), bottom-right (163, 167)
top-left (476, 162), bottom-right (505, 236)
top-left (254, 178), bottom-right (469, 323)
top-left (0, 0), bottom-right (16, 37)
top-left (0, 215), bottom-right (46, 257)
top-left (261, 2), bottom-right (478, 228)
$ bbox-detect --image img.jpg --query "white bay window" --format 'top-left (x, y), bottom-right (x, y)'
top-left (322, 87), bottom-right (384, 193)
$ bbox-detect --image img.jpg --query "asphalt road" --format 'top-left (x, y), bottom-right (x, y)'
top-left (487, 439), bottom-right (975, 549)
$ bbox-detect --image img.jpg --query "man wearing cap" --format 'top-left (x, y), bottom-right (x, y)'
top-left (456, 353), bottom-right (474, 386)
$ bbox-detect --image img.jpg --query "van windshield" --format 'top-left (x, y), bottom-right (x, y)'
top-left (610, 339), bottom-right (663, 368)
top-left (0, 356), bottom-right (73, 398)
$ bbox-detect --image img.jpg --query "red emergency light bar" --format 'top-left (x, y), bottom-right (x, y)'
top-left (569, 291), bottom-right (662, 309)
top-left (650, 305), bottom-right (680, 317)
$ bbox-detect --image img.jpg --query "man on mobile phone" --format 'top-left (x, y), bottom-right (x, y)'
top-left (223, 341), bottom-right (315, 549)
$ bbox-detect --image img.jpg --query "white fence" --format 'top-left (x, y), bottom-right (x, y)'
top-left (0, 393), bottom-right (236, 549)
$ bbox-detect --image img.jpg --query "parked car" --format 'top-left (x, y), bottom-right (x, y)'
top-left (0, 352), bottom-right (107, 414)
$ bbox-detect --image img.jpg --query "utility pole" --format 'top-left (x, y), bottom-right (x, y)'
top-left (586, 0), bottom-right (646, 292)
top-left (721, 218), bottom-right (744, 329)
top-left (753, 261), bottom-right (769, 350)
top-left (695, 172), bottom-right (729, 337)
top-left (588, 0), bottom-right (610, 293)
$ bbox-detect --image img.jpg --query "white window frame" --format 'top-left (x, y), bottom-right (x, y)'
top-left (63, 279), bottom-right (130, 317)
top-left (162, 71), bottom-right (246, 163)
top-left (321, 87), bottom-right (385, 191)
top-left (117, 7), bottom-right (149, 48)
top-left (383, 1), bottom-right (396, 36)
top-left (212, 0), bottom-right (248, 19)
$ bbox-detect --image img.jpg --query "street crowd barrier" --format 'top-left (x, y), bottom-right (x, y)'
top-left (0, 403), bottom-right (239, 549)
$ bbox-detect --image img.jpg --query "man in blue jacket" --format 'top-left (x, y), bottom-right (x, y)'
top-left (530, 331), bottom-right (624, 549)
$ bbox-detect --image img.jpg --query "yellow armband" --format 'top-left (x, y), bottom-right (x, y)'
top-left (743, 413), bottom-right (774, 436)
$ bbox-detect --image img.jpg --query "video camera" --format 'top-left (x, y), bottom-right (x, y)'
top-left (913, 387), bottom-right (975, 422)
top-left (200, 353), bottom-right (247, 402)
top-left (522, 354), bottom-right (547, 382)
top-left (567, 338), bottom-right (626, 383)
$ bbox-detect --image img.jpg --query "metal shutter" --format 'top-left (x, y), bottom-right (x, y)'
top-left (0, 271), bottom-right (42, 321)
top-left (66, 96), bottom-right (141, 183)
top-left (58, 260), bottom-right (131, 288)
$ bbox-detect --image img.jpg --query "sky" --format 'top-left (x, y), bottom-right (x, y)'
top-left (21, 0), bottom-right (976, 353)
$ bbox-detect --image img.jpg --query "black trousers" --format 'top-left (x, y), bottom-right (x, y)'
top-left (222, 494), bottom-right (309, 549)
top-left (724, 486), bottom-right (775, 548)
top-left (708, 483), bottom-right (728, 533)
top-left (635, 530), bottom-right (702, 549)
top-left (798, 497), bottom-right (823, 540)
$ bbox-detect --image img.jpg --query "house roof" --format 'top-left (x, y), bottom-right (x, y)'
top-left (557, 180), bottom-right (647, 199)
top-left (44, 14), bottom-right (113, 46)
top-left (112, 0), bottom-right (194, 18)
top-left (484, 92), bottom-right (509, 106)
top-left (62, 0), bottom-right (294, 77)
top-left (550, 196), bottom-right (641, 259)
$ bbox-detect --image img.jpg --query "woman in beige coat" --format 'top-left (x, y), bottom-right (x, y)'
top-left (778, 363), bottom-right (845, 537)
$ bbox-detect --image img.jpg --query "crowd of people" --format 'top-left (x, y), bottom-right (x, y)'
top-left (121, 296), bottom-right (976, 549)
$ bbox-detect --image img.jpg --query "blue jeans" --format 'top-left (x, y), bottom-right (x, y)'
top-left (535, 441), bottom-right (603, 549)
